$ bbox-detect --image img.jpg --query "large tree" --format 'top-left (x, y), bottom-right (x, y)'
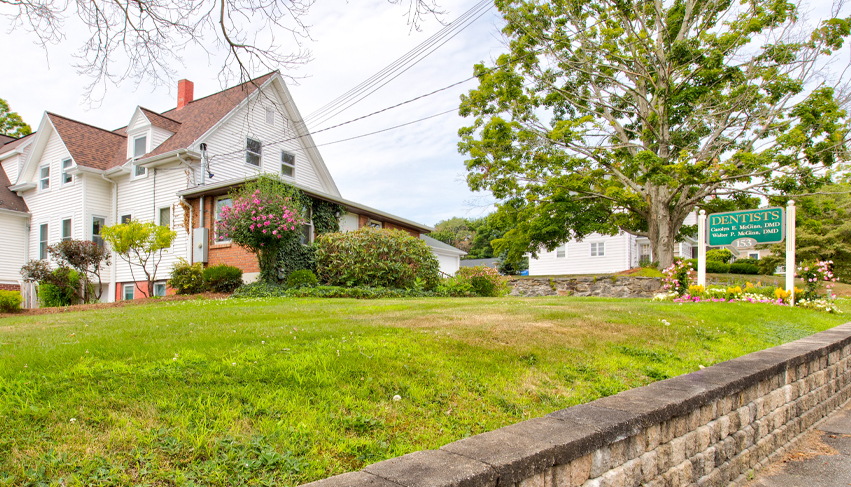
top-left (0, 98), bottom-right (31, 137)
top-left (1, 0), bottom-right (443, 101)
top-left (458, 0), bottom-right (851, 268)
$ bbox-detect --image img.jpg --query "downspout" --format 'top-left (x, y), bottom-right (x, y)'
top-left (102, 173), bottom-right (118, 302)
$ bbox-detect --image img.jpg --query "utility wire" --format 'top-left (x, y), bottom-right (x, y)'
top-left (303, 0), bottom-right (494, 127)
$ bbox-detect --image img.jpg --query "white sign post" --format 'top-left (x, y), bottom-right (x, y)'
top-left (786, 200), bottom-right (796, 306)
top-left (697, 210), bottom-right (707, 287)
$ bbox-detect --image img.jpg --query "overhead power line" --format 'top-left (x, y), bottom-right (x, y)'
top-left (302, 0), bottom-right (494, 128)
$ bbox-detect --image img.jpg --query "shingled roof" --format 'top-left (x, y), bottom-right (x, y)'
top-left (0, 132), bottom-right (35, 156)
top-left (139, 107), bottom-right (182, 133)
top-left (147, 72), bottom-right (276, 158)
top-left (47, 113), bottom-right (128, 170)
top-left (0, 162), bottom-right (28, 213)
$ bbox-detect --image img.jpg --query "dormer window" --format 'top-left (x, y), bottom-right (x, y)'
top-left (134, 136), bottom-right (147, 159)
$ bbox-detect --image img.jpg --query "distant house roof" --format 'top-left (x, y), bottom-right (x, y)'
top-left (460, 258), bottom-right (500, 268)
top-left (0, 134), bottom-right (16, 146)
top-left (0, 132), bottom-right (35, 156)
top-left (0, 162), bottom-right (28, 213)
top-left (420, 235), bottom-right (466, 255)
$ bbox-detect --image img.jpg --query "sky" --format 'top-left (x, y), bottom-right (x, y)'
top-left (0, 0), bottom-right (508, 228)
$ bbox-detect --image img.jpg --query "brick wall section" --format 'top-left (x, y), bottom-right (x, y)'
top-left (0, 284), bottom-right (21, 291)
top-left (357, 214), bottom-right (420, 238)
top-left (302, 324), bottom-right (851, 487)
top-left (114, 280), bottom-right (176, 301)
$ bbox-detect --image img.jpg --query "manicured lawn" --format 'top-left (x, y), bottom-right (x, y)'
top-left (0, 296), bottom-right (846, 486)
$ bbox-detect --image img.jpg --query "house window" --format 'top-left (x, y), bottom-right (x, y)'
top-left (265, 108), bottom-right (275, 125)
top-left (749, 253), bottom-right (760, 260)
top-left (39, 166), bottom-right (49, 190)
top-left (123, 284), bottom-right (135, 301)
top-left (39, 223), bottom-right (48, 259)
top-left (300, 206), bottom-right (313, 245)
top-left (61, 159), bottom-right (73, 185)
top-left (159, 207), bottom-right (171, 228)
top-left (281, 151), bottom-right (295, 178)
top-left (246, 138), bottom-right (261, 166)
top-left (121, 214), bottom-right (132, 224)
top-left (134, 136), bottom-right (147, 158)
top-left (591, 242), bottom-right (605, 257)
top-left (134, 164), bottom-right (147, 178)
top-left (556, 244), bottom-right (566, 258)
top-left (153, 282), bottom-right (167, 297)
top-left (367, 219), bottom-right (383, 229)
top-left (215, 197), bottom-right (232, 242)
top-left (92, 217), bottom-right (106, 248)
top-left (62, 218), bottom-right (72, 241)
top-left (640, 244), bottom-right (651, 257)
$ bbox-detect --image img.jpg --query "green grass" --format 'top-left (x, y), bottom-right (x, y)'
top-left (0, 296), bottom-right (846, 486)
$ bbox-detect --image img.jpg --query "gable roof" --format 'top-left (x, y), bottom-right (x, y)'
top-left (0, 132), bottom-right (35, 156)
top-left (47, 113), bottom-right (128, 170)
top-left (139, 107), bottom-right (181, 133)
top-left (421, 234), bottom-right (467, 255)
top-left (0, 162), bottom-right (28, 213)
top-left (147, 72), bottom-right (276, 158)
top-left (0, 134), bottom-right (16, 146)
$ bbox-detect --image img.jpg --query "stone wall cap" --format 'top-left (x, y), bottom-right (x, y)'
top-left (499, 416), bottom-right (602, 464)
top-left (363, 449), bottom-right (497, 487)
top-left (547, 403), bottom-right (643, 444)
top-left (299, 471), bottom-right (404, 487)
top-left (440, 428), bottom-right (555, 485)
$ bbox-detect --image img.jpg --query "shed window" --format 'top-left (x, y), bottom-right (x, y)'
top-left (591, 242), bottom-right (605, 257)
top-left (246, 138), bottom-right (261, 166)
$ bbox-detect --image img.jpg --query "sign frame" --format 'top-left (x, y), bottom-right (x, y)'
top-left (705, 207), bottom-right (786, 247)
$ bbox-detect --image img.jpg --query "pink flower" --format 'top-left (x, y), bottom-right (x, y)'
top-left (262, 229), bottom-right (267, 234)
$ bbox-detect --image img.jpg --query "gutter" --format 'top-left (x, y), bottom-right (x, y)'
top-left (9, 182), bottom-right (36, 194)
top-left (137, 149), bottom-right (201, 168)
top-left (0, 208), bottom-right (31, 218)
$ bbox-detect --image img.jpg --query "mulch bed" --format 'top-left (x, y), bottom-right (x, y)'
top-left (0, 292), bottom-right (230, 319)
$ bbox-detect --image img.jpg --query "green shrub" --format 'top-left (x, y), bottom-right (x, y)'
top-left (729, 262), bottom-right (760, 275)
top-left (684, 258), bottom-right (697, 270)
top-left (705, 260), bottom-right (730, 274)
top-left (276, 240), bottom-right (317, 282)
top-left (287, 269), bottom-right (318, 288)
top-left (39, 268), bottom-right (80, 307)
top-left (0, 290), bottom-right (22, 312)
top-left (315, 228), bottom-right (440, 289)
top-left (203, 265), bottom-right (243, 293)
top-left (706, 249), bottom-right (733, 263)
top-left (284, 286), bottom-right (437, 299)
top-left (231, 282), bottom-right (288, 298)
top-left (435, 276), bottom-right (476, 297)
top-left (168, 258), bottom-right (205, 295)
top-left (733, 258), bottom-right (759, 266)
top-left (454, 266), bottom-right (510, 297)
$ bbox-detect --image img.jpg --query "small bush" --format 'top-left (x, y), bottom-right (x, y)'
top-left (168, 258), bottom-right (205, 295)
top-left (705, 260), bottom-right (730, 274)
top-left (729, 262), bottom-right (760, 275)
top-left (733, 258), bottom-right (759, 266)
top-left (454, 266), bottom-right (510, 297)
top-left (706, 249), bottom-right (733, 263)
top-left (315, 228), bottom-right (440, 289)
top-left (435, 276), bottom-right (476, 297)
top-left (203, 265), bottom-right (243, 293)
top-left (39, 268), bottom-right (80, 307)
top-left (0, 290), bottom-right (22, 312)
top-left (287, 269), bottom-right (318, 288)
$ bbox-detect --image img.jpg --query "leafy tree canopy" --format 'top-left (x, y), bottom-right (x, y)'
top-left (459, 0), bottom-right (851, 269)
top-left (0, 98), bottom-right (32, 137)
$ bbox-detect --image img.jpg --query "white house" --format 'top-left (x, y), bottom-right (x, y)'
top-left (420, 235), bottom-right (466, 275)
top-left (0, 72), bottom-right (450, 302)
top-left (527, 213), bottom-right (698, 276)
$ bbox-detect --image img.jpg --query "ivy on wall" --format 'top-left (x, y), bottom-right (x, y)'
top-left (276, 191), bottom-right (346, 281)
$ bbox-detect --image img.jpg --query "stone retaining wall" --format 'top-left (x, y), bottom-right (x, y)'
top-left (303, 324), bottom-right (851, 487)
top-left (509, 276), bottom-right (662, 298)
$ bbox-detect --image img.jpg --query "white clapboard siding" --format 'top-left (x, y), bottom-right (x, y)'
top-left (200, 86), bottom-right (325, 192)
top-left (528, 233), bottom-right (632, 276)
top-left (151, 126), bottom-right (174, 150)
top-left (112, 163), bottom-right (189, 284)
top-left (0, 212), bottom-right (28, 284)
top-left (1, 154), bottom-right (20, 183)
top-left (22, 129), bottom-right (83, 263)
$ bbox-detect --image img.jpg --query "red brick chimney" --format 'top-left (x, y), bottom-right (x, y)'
top-left (177, 79), bottom-right (194, 109)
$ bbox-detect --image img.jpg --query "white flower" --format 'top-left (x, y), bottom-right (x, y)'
top-left (70, 418), bottom-right (76, 423)
top-left (393, 395), bottom-right (402, 402)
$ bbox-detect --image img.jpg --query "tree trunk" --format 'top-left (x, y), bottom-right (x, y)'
top-left (647, 187), bottom-right (678, 270)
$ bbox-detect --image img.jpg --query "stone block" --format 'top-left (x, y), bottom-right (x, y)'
top-left (440, 428), bottom-right (554, 485)
top-left (501, 416), bottom-right (601, 466)
top-left (570, 454), bottom-right (593, 487)
top-left (589, 448), bottom-right (610, 479)
top-left (299, 471), bottom-right (403, 487)
top-left (639, 450), bottom-right (657, 483)
top-left (364, 450), bottom-right (497, 487)
top-left (625, 434), bottom-right (645, 461)
top-left (696, 425), bottom-right (711, 452)
top-left (548, 404), bottom-right (642, 447)
top-left (519, 472), bottom-right (545, 487)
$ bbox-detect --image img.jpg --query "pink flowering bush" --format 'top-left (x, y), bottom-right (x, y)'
top-left (662, 259), bottom-right (693, 295)
top-left (217, 188), bottom-right (306, 282)
top-left (797, 260), bottom-right (837, 301)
